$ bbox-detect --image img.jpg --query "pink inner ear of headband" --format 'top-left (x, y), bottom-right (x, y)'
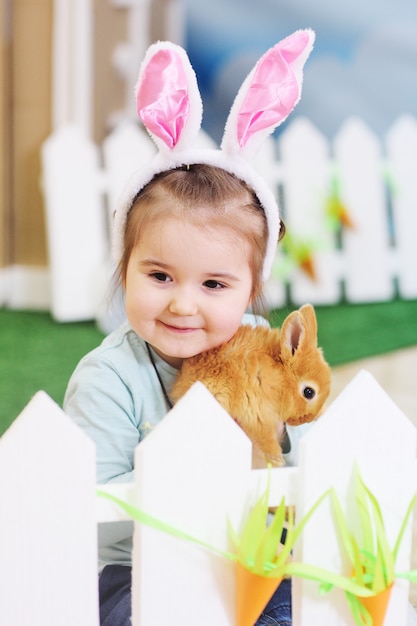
top-left (136, 49), bottom-right (190, 149)
top-left (237, 31), bottom-right (310, 148)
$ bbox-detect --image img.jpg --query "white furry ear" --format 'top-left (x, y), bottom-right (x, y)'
top-left (221, 29), bottom-right (315, 160)
top-left (135, 41), bottom-right (203, 154)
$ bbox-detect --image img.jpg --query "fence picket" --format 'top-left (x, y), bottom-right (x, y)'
top-left (41, 125), bottom-right (108, 321)
top-left (386, 115), bottom-right (417, 299)
top-left (131, 383), bottom-right (252, 625)
top-left (0, 392), bottom-right (99, 626)
top-left (334, 118), bottom-right (394, 302)
top-left (278, 117), bottom-right (341, 305)
top-left (102, 121), bottom-right (157, 224)
top-left (254, 138), bottom-right (287, 307)
top-left (293, 370), bottom-right (417, 625)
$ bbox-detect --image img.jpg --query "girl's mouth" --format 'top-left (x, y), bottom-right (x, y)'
top-left (160, 321), bottom-right (199, 334)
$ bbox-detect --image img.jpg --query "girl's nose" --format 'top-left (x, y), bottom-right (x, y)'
top-left (168, 288), bottom-right (198, 316)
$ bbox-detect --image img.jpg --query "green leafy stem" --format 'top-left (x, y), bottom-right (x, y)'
top-left (97, 464), bottom-right (417, 615)
top-left (322, 464), bottom-right (417, 625)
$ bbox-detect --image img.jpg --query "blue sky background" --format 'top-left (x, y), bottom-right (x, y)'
top-left (184, 0), bottom-right (417, 142)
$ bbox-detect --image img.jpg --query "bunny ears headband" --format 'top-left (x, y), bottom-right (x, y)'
top-left (113, 29), bottom-right (315, 281)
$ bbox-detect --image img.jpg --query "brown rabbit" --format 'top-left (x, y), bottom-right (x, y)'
top-left (171, 304), bottom-right (331, 467)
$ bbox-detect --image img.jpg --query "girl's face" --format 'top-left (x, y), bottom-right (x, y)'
top-left (125, 217), bottom-right (254, 368)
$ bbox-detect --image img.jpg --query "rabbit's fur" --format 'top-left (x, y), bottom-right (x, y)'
top-left (172, 304), bottom-right (331, 467)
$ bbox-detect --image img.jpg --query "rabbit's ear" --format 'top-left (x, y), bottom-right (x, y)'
top-left (135, 42), bottom-right (203, 153)
top-left (299, 303), bottom-right (318, 347)
top-left (281, 303), bottom-right (317, 358)
top-left (221, 29), bottom-right (315, 160)
top-left (280, 309), bottom-right (306, 359)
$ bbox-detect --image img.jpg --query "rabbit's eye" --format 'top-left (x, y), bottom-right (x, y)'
top-left (303, 386), bottom-right (316, 400)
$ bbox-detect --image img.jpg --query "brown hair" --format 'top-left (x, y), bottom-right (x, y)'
top-left (118, 164), bottom-right (284, 313)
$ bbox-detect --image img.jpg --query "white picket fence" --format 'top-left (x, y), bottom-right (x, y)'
top-left (41, 115), bottom-right (417, 321)
top-left (1, 371), bottom-right (416, 625)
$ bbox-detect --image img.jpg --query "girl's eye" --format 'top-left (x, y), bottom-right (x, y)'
top-left (204, 279), bottom-right (226, 290)
top-left (151, 272), bottom-right (171, 283)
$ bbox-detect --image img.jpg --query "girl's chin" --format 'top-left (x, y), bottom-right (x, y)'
top-left (152, 344), bottom-right (200, 368)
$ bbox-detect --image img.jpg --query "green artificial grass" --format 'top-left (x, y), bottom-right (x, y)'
top-left (0, 310), bottom-right (104, 435)
top-left (270, 298), bottom-right (417, 367)
top-left (1, 299), bottom-right (417, 436)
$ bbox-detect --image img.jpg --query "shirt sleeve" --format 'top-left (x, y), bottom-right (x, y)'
top-left (64, 356), bottom-right (139, 485)
top-left (241, 312), bottom-right (270, 328)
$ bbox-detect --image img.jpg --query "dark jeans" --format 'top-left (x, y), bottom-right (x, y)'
top-left (99, 564), bottom-right (291, 625)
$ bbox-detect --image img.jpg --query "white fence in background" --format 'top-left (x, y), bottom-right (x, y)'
top-left (41, 115), bottom-right (417, 321)
top-left (0, 372), bottom-right (416, 625)
top-left (257, 115), bottom-right (417, 308)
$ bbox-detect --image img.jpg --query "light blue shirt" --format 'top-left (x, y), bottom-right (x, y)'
top-left (64, 313), bottom-right (308, 569)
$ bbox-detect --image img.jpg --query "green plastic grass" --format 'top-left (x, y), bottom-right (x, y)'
top-left (328, 466), bottom-right (417, 626)
top-left (0, 310), bottom-right (104, 433)
top-left (270, 298), bottom-right (417, 366)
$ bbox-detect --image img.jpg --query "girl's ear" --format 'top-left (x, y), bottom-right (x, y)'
top-left (221, 29), bottom-right (315, 161)
top-left (247, 286), bottom-right (267, 319)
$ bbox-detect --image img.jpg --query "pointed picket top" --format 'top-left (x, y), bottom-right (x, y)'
top-left (297, 369), bottom-right (416, 535)
top-left (131, 382), bottom-right (252, 626)
top-left (102, 120), bottom-right (157, 218)
top-left (334, 115), bottom-right (381, 155)
top-left (1, 389), bottom-right (92, 448)
top-left (303, 368), bottom-right (416, 455)
top-left (134, 381), bottom-right (252, 532)
top-left (0, 391), bottom-right (99, 626)
top-left (386, 114), bottom-right (417, 157)
top-left (292, 370), bottom-right (417, 626)
top-left (280, 115), bottom-right (329, 160)
top-left (279, 116), bottom-right (330, 233)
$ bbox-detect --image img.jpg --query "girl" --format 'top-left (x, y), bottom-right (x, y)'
top-left (64, 35), bottom-right (315, 625)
